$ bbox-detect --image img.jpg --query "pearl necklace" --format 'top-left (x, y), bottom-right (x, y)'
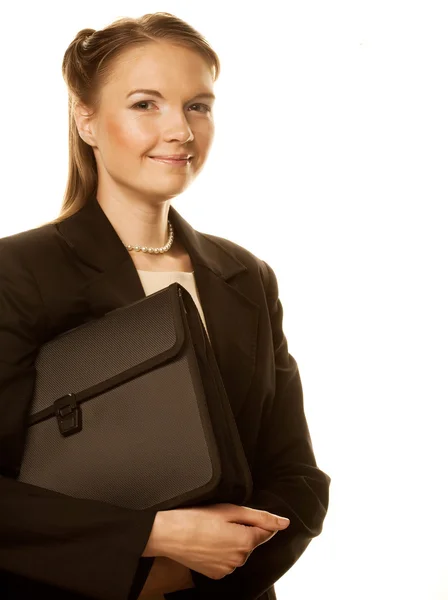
top-left (123, 220), bottom-right (174, 254)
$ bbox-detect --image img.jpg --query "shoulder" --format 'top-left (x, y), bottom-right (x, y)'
top-left (0, 222), bottom-right (62, 272)
top-left (0, 226), bottom-right (53, 343)
top-left (199, 231), bottom-right (271, 291)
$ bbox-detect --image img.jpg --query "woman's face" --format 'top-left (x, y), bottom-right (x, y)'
top-left (78, 41), bottom-right (216, 203)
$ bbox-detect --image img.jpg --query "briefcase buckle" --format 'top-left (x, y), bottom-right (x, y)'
top-left (54, 394), bottom-right (82, 437)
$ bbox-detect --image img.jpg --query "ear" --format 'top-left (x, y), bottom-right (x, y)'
top-left (73, 100), bottom-right (97, 147)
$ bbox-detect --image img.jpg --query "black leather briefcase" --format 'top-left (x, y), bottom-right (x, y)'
top-left (17, 283), bottom-right (253, 511)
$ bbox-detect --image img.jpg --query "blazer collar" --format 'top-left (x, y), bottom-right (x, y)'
top-left (56, 194), bottom-right (246, 281)
top-left (56, 195), bottom-right (259, 419)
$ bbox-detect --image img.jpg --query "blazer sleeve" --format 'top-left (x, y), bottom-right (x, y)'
top-left (189, 259), bottom-right (332, 600)
top-left (0, 240), bottom-right (156, 600)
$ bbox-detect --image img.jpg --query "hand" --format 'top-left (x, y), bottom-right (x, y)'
top-left (145, 503), bottom-right (290, 581)
top-left (137, 557), bottom-right (195, 599)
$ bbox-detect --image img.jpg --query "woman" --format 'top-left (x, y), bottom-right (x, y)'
top-left (0, 12), bottom-right (331, 600)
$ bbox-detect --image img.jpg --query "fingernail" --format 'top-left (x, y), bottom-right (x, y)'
top-left (277, 517), bottom-right (290, 527)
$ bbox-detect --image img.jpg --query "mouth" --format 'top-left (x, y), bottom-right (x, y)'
top-left (148, 156), bottom-right (193, 166)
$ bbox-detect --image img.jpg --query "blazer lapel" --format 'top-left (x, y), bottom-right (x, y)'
top-left (56, 196), bottom-right (259, 419)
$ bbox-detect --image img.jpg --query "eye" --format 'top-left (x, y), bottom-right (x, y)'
top-left (133, 100), bottom-right (156, 111)
top-left (132, 100), bottom-right (211, 113)
top-left (189, 103), bottom-right (212, 114)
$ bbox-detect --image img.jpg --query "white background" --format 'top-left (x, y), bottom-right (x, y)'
top-left (1, 1), bottom-right (447, 598)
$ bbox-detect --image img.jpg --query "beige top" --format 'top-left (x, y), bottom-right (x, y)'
top-left (135, 273), bottom-right (203, 594)
top-left (136, 269), bottom-right (209, 338)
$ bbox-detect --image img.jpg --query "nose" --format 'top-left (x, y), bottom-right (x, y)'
top-left (161, 112), bottom-right (195, 144)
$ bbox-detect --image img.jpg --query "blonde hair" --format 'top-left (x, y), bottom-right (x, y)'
top-left (45, 12), bottom-right (220, 226)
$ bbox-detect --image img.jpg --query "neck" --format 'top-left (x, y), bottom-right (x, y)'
top-left (96, 191), bottom-right (172, 249)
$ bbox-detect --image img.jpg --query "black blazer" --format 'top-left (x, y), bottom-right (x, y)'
top-left (0, 195), bottom-right (331, 600)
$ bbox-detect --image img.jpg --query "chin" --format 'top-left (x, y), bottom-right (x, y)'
top-left (142, 182), bottom-right (192, 199)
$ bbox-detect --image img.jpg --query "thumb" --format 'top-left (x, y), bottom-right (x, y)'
top-left (230, 507), bottom-right (290, 532)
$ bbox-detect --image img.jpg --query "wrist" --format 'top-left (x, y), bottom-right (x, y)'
top-left (144, 510), bottom-right (186, 559)
top-left (144, 512), bottom-right (165, 557)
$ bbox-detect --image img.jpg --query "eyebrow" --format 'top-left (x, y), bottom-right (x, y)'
top-left (126, 88), bottom-right (215, 101)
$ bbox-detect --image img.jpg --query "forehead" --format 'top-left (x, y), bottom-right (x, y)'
top-left (104, 41), bottom-right (213, 93)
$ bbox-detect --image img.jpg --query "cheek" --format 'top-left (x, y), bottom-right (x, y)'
top-left (194, 121), bottom-right (215, 151)
top-left (103, 116), bottom-right (154, 151)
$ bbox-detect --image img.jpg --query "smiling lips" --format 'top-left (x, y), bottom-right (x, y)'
top-left (150, 154), bottom-right (192, 159)
top-left (148, 156), bottom-right (192, 165)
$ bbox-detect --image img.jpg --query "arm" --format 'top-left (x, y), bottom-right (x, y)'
top-left (136, 511), bottom-right (195, 598)
top-left (136, 557), bottom-right (195, 598)
top-left (0, 241), bottom-right (156, 600)
top-left (189, 259), bottom-right (331, 599)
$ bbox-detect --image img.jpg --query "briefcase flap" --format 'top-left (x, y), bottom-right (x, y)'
top-left (27, 283), bottom-right (188, 427)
